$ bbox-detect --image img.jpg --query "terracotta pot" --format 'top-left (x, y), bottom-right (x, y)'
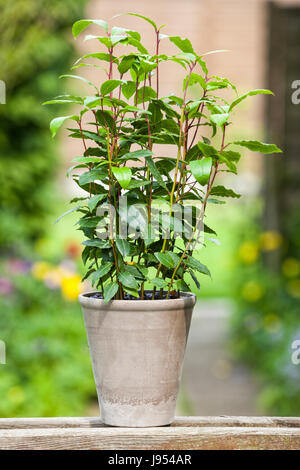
top-left (79, 291), bottom-right (196, 427)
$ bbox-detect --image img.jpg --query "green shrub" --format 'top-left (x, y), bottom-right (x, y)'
top-left (0, 261), bottom-right (95, 417)
top-left (231, 205), bottom-right (300, 415)
top-left (0, 0), bottom-right (86, 250)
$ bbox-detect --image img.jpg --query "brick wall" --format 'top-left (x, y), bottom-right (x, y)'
top-left (61, 0), bottom-right (300, 190)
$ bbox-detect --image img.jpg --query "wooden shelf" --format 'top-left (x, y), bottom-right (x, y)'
top-left (0, 416), bottom-right (299, 449)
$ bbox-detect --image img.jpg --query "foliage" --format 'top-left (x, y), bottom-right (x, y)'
top-left (0, 0), bottom-right (92, 417)
top-left (231, 207), bottom-right (300, 415)
top-left (47, 13), bottom-right (281, 301)
top-left (0, 256), bottom-right (95, 417)
top-left (0, 0), bottom-right (86, 249)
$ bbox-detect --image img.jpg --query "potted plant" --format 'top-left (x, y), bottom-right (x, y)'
top-left (45, 13), bottom-right (281, 427)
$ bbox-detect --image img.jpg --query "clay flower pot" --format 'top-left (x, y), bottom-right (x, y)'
top-left (79, 291), bottom-right (196, 427)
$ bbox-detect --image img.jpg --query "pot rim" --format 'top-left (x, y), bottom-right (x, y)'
top-left (79, 290), bottom-right (196, 311)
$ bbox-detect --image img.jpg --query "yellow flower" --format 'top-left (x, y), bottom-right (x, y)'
top-left (31, 261), bottom-right (52, 280)
top-left (287, 279), bottom-right (300, 298)
top-left (61, 274), bottom-right (82, 301)
top-left (7, 386), bottom-right (25, 404)
top-left (260, 231), bottom-right (282, 251)
top-left (239, 241), bottom-right (259, 264)
top-left (241, 281), bottom-right (264, 302)
top-left (264, 314), bottom-right (281, 334)
top-left (282, 258), bottom-right (300, 278)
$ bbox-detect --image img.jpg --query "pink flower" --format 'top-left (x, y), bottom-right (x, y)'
top-left (5, 258), bottom-right (32, 275)
top-left (0, 277), bottom-right (14, 295)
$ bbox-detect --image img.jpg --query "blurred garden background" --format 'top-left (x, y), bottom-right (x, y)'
top-left (0, 0), bottom-right (299, 417)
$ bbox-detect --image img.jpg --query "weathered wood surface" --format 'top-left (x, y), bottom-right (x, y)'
top-left (0, 416), bottom-right (299, 450)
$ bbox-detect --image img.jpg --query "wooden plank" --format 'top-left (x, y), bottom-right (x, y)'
top-left (0, 425), bottom-right (299, 450)
top-left (0, 417), bottom-right (299, 450)
top-left (0, 415), bottom-right (299, 429)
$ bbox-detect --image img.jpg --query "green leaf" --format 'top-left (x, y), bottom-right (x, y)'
top-left (59, 74), bottom-right (98, 92)
top-left (161, 214), bottom-right (184, 234)
top-left (122, 81), bottom-right (136, 99)
top-left (176, 279), bottom-right (190, 292)
top-left (72, 156), bottom-right (102, 164)
top-left (95, 109), bottom-right (114, 130)
top-left (111, 26), bottom-right (140, 41)
top-left (190, 158), bottom-right (212, 185)
top-left (169, 36), bottom-right (195, 54)
top-left (115, 238), bottom-right (132, 257)
top-left (220, 150), bottom-right (241, 163)
top-left (125, 37), bottom-right (148, 54)
top-left (136, 86), bottom-right (157, 104)
top-left (127, 179), bottom-right (152, 189)
top-left (210, 113), bottom-right (229, 127)
top-left (43, 97), bottom-right (84, 105)
top-left (104, 283), bottom-right (119, 303)
top-left (82, 239), bottom-right (111, 249)
top-left (210, 185), bottom-right (241, 198)
top-left (101, 79), bottom-right (123, 96)
top-left (50, 115), bottom-right (78, 138)
top-left (204, 224), bottom-right (217, 235)
top-left (149, 278), bottom-right (168, 289)
top-left (154, 252), bottom-right (174, 269)
top-left (145, 156), bottom-right (168, 190)
top-left (218, 154), bottom-right (237, 174)
top-left (124, 264), bottom-right (145, 279)
top-left (88, 194), bottom-right (107, 211)
top-left (112, 166), bottom-right (132, 189)
top-left (233, 140), bottom-right (282, 154)
top-left (186, 256), bottom-right (211, 277)
top-left (124, 287), bottom-right (140, 298)
top-left (207, 81), bottom-right (228, 92)
top-left (229, 89), bottom-right (273, 111)
top-left (55, 206), bottom-right (80, 224)
top-left (111, 34), bottom-right (128, 46)
top-left (72, 19), bottom-right (108, 38)
top-left (79, 169), bottom-right (107, 186)
top-left (79, 216), bottom-right (101, 228)
top-left (119, 105), bottom-right (151, 116)
top-left (189, 270), bottom-right (200, 290)
top-left (81, 246), bottom-right (91, 265)
top-left (119, 271), bottom-right (139, 289)
top-left (76, 52), bottom-right (114, 63)
top-left (197, 57), bottom-right (208, 75)
top-left (92, 263), bottom-right (113, 283)
top-left (125, 13), bottom-right (158, 30)
top-left (159, 118), bottom-right (180, 136)
top-left (168, 251), bottom-right (181, 267)
top-left (118, 56), bottom-right (136, 74)
top-left (119, 149), bottom-right (153, 162)
top-left (197, 142), bottom-right (219, 158)
top-left (183, 72), bottom-right (206, 90)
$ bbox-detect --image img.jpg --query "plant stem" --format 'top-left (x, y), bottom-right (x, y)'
top-left (166, 125), bottom-right (227, 297)
top-left (156, 30), bottom-right (160, 97)
top-left (106, 128), bottom-right (122, 298)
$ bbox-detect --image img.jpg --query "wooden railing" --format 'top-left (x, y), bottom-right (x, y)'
top-left (0, 416), bottom-right (299, 450)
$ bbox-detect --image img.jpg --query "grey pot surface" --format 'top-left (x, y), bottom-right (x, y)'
top-left (79, 291), bottom-right (196, 427)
